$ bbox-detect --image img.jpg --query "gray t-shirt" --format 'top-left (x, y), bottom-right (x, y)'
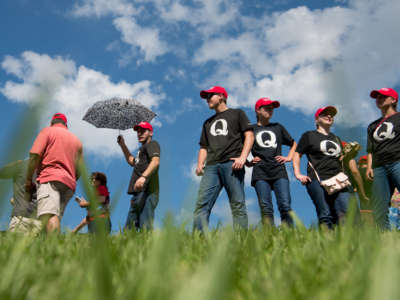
top-left (0, 160), bottom-right (37, 218)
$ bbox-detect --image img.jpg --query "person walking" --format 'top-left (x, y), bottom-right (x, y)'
top-left (366, 87), bottom-right (400, 229)
top-left (248, 97), bottom-right (296, 226)
top-left (26, 113), bottom-right (83, 233)
top-left (0, 159), bottom-right (41, 234)
top-left (293, 106), bottom-right (350, 229)
top-left (117, 122), bottom-right (160, 230)
top-left (193, 86), bottom-right (254, 231)
top-left (72, 172), bottom-right (111, 234)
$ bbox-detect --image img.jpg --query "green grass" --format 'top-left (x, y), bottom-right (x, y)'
top-left (1, 222), bottom-right (399, 300)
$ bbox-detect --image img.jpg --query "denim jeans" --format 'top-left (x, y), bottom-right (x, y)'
top-left (254, 178), bottom-right (293, 226)
top-left (193, 161), bottom-right (248, 231)
top-left (371, 161), bottom-right (400, 230)
top-left (125, 191), bottom-right (159, 231)
top-left (306, 180), bottom-right (350, 229)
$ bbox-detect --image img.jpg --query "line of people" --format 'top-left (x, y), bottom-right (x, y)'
top-left (193, 86), bottom-right (399, 231)
top-left (2, 85), bottom-right (399, 234)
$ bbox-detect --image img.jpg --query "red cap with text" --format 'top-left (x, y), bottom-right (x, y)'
top-left (200, 86), bottom-right (228, 99)
top-left (370, 88), bottom-right (398, 102)
top-left (52, 113), bottom-right (68, 126)
top-left (314, 106), bottom-right (337, 119)
top-left (255, 97), bottom-right (280, 111)
top-left (134, 122), bottom-right (153, 131)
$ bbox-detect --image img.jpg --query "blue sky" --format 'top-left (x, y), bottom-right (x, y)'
top-left (1, 0), bottom-right (400, 231)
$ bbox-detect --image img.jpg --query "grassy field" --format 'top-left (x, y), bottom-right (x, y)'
top-left (1, 219), bottom-right (399, 300)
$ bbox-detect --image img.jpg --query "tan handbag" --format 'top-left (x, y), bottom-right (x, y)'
top-left (308, 162), bottom-right (351, 195)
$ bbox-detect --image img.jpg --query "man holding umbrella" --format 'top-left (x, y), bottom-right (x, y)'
top-left (117, 122), bottom-right (160, 230)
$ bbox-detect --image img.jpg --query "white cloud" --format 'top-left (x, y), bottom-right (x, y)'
top-left (194, 0), bottom-right (400, 127)
top-left (0, 51), bottom-right (165, 157)
top-left (72, 0), bottom-right (167, 63)
top-left (113, 16), bottom-right (168, 63)
top-left (72, 0), bottom-right (136, 17)
top-left (70, 0), bottom-right (400, 126)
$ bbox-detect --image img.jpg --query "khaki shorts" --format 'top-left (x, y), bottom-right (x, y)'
top-left (9, 216), bottom-right (42, 235)
top-left (37, 181), bottom-right (74, 218)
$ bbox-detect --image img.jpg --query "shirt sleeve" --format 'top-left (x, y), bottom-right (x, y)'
top-left (238, 110), bottom-right (252, 132)
top-left (296, 132), bottom-right (310, 154)
top-left (146, 141), bottom-right (161, 158)
top-left (30, 128), bottom-right (49, 156)
top-left (279, 124), bottom-right (294, 146)
top-left (199, 123), bottom-right (209, 148)
top-left (0, 161), bottom-right (20, 179)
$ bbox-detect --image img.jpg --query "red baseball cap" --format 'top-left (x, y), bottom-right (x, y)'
top-left (358, 155), bottom-right (367, 164)
top-left (200, 86), bottom-right (228, 99)
top-left (315, 106), bottom-right (337, 119)
top-left (255, 97), bottom-right (280, 111)
top-left (51, 113), bottom-right (67, 126)
top-left (134, 122), bottom-right (153, 132)
top-left (370, 88), bottom-right (398, 102)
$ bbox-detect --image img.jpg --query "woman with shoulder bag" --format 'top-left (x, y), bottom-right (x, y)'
top-left (293, 106), bottom-right (351, 229)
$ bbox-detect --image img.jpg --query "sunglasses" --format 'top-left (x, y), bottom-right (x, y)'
top-left (206, 93), bottom-right (216, 99)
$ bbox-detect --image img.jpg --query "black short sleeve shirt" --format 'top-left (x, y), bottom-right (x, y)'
top-left (367, 113), bottom-right (400, 168)
top-left (199, 108), bottom-right (252, 165)
top-left (251, 123), bottom-right (294, 184)
top-left (128, 140), bottom-right (160, 195)
top-left (296, 130), bottom-right (343, 181)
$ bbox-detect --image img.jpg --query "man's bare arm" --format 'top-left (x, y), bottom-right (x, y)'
top-left (117, 135), bottom-right (135, 166)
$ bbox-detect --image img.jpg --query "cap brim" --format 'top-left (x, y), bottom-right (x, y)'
top-left (322, 106), bottom-right (337, 117)
top-left (272, 101), bottom-right (280, 108)
top-left (370, 90), bottom-right (380, 99)
top-left (200, 90), bottom-right (210, 99)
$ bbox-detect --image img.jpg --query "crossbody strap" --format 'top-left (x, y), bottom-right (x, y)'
top-left (376, 112), bottom-right (399, 129)
top-left (308, 161), bottom-right (321, 183)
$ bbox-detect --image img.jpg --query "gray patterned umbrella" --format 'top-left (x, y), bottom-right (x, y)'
top-left (82, 97), bottom-right (156, 130)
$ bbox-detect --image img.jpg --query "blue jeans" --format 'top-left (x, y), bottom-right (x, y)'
top-left (306, 180), bottom-right (350, 229)
top-left (254, 178), bottom-right (293, 226)
top-left (193, 161), bottom-right (248, 231)
top-left (372, 161), bottom-right (400, 230)
top-left (125, 191), bottom-right (159, 231)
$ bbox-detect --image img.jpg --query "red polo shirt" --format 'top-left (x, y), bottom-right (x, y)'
top-left (30, 123), bottom-right (83, 191)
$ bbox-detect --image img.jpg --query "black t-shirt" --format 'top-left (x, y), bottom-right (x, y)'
top-left (0, 160), bottom-right (37, 218)
top-left (296, 130), bottom-right (343, 181)
top-left (367, 113), bottom-right (400, 168)
top-left (199, 108), bottom-right (252, 165)
top-left (251, 123), bottom-right (294, 185)
top-left (128, 140), bottom-right (160, 195)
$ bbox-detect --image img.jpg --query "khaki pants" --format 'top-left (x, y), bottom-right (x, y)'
top-left (8, 216), bottom-right (42, 235)
top-left (37, 181), bottom-right (74, 218)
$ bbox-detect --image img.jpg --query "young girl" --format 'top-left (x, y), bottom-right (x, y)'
top-left (248, 97), bottom-right (297, 226)
top-left (293, 106), bottom-right (350, 229)
top-left (366, 88), bottom-right (400, 229)
top-left (72, 172), bottom-right (111, 234)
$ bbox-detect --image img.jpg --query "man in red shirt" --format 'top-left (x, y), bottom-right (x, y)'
top-left (25, 113), bottom-right (83, 233)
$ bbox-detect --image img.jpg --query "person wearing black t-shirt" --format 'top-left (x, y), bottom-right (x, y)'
top-left (193, 86), bottom-right (254, 231)
top-left (248, 97), bottom-right (297, 226)
top-left (366, 87), bottom-right (400, 230)
top-left (293, 106), bottom-right (350, 229)
top-left (117, 122), bottom-right (160, 230)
